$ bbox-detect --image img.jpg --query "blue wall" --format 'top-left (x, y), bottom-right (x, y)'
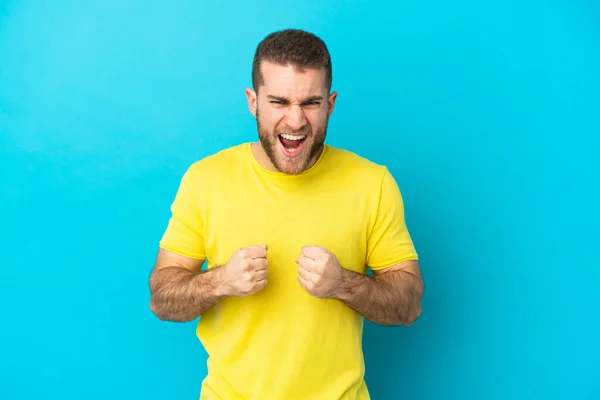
top-left (1, 1), bottom-right (598, 399)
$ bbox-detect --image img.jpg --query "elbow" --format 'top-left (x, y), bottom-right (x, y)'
top-left (148, 283), bottom-right (175, 321)
top-left (149, 296), bottom-right (173, 322)
top-left (149, 297), bottom-right (168, 321)
top-left (399, 304), bottom-right (422, 326)
top-left (399, 282), bottom-right (424, 326)
top-left (149, 278), bottom-right (166, 320)
top-left (379, 303), bottom-right (421, 326)
top-left (149, 296), bottom-right (194, 323)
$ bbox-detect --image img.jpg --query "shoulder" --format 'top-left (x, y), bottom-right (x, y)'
top-left (184, 143), bottom-right (248, 179)
top-left (325, 145), bottom-right (390, 182)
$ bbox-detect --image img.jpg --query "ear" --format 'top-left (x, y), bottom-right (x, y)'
top-left (327, 91), bottom-right (338, 117)
top-left (245, 88), bottom-right (257, 117)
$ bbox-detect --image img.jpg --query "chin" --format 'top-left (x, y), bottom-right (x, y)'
top-left (275, 156), bottom-right (311, 175)
top-left (257, 119), bottom-right (326, 175)
top-left (269, 141), bottom-right (310, 175)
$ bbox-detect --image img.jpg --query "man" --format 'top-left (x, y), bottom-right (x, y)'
top-left (149, 29), bottom-right (424, 400)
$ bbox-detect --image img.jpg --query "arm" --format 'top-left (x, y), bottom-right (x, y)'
top-left (345, 166), bottom-right (423, 326)
top-left (149, 249), bottom-right (226, 322)
top-left (295, 168), bottom-right (423, 325)
top-left (149, 245), bottom-right (269, 322)
top-left (333, 260), bottom-right (424, 326)
top-left (297, 247), bottom-right (423, 326)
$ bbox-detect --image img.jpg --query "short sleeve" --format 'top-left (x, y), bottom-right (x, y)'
top-left (159, 166), bottom-right (206, 260)
top-left (366, 168), bottom-right (418, 270)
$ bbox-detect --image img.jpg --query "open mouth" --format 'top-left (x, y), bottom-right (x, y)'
top-left (278, 133), bottom-right (307, 158)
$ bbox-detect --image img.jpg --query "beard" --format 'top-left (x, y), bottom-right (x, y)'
top-left (256, 109), bottom-right (328, 175)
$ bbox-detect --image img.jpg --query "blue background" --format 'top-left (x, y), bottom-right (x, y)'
top-left (1, 1), bottom-right (599, 399)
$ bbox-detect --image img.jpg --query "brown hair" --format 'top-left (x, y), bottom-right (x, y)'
top-left (252, 29), bottom-right (332, 92)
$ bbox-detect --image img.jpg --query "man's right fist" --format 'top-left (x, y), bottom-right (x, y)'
top-left (220, 244), bottom-right (268, 297)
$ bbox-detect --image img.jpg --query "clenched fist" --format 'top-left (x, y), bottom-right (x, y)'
top-left (220, 244), bottom-right (269, 297)
top-left (296, 246), bottom-right (343, 299)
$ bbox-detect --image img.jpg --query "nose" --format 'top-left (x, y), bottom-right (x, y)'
top-left (284, 105), bottom-right (308, 132)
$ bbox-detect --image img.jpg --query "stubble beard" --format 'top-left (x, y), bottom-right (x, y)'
top-left (256, 108), bottom-right (327, 175)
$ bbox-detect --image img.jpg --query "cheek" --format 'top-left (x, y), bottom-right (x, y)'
top-left (263, 112), bottom-right (285, 131)
top-left (305, 111), bottom-right (327, 129)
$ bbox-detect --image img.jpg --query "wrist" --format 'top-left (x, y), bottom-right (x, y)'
top-left (211, 266), bottom-right (230, 298)
top-left (332, 268), bottom-right (371, 302)
top-left (331, 268), bottom-right (353, 301)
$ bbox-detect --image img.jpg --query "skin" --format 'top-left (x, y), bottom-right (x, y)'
top-left (149, 61), bottom-right (424, 326)
top-left (296, 246), bottom-right (423, 326)
top-left (149, 245), bottom-right (268, 322)
top-left (245, 61), bottom-right (337, 175)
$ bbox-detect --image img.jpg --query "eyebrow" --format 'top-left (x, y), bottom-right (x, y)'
top-left (266, 95), bottom-right (324, 104)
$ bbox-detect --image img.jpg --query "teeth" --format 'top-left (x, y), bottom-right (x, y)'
top-left (280, 134), bottom-right (306, 141)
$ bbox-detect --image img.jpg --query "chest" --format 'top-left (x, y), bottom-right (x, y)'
top-left (202, 182), bottom-right (372, 277)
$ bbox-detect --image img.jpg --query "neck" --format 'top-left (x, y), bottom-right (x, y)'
top-left (251, 142), bottom-right (277, 172)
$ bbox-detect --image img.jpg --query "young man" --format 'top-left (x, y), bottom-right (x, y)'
top-left (149, 29), bottom-right (424, 400)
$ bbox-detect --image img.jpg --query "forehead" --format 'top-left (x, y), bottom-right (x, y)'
top-left (259, 61), bottom-right (328, 97)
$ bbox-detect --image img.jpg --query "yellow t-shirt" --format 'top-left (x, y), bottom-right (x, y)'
top-left (159, 143), bottom-right (418, 400)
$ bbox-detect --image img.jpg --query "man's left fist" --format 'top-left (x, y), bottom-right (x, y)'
top-left (296, 246), bottom-right (343, 298)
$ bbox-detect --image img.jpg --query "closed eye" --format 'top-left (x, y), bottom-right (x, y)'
top-left (302, 101), bottom-right (320, 106)
top-left (266, 95), bottom-right (323, 107)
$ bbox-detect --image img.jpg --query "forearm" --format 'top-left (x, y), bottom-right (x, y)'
top-left (333, 268), bottom-right (423, 326)
top-left (149, 266), bottom-right (225, 322)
